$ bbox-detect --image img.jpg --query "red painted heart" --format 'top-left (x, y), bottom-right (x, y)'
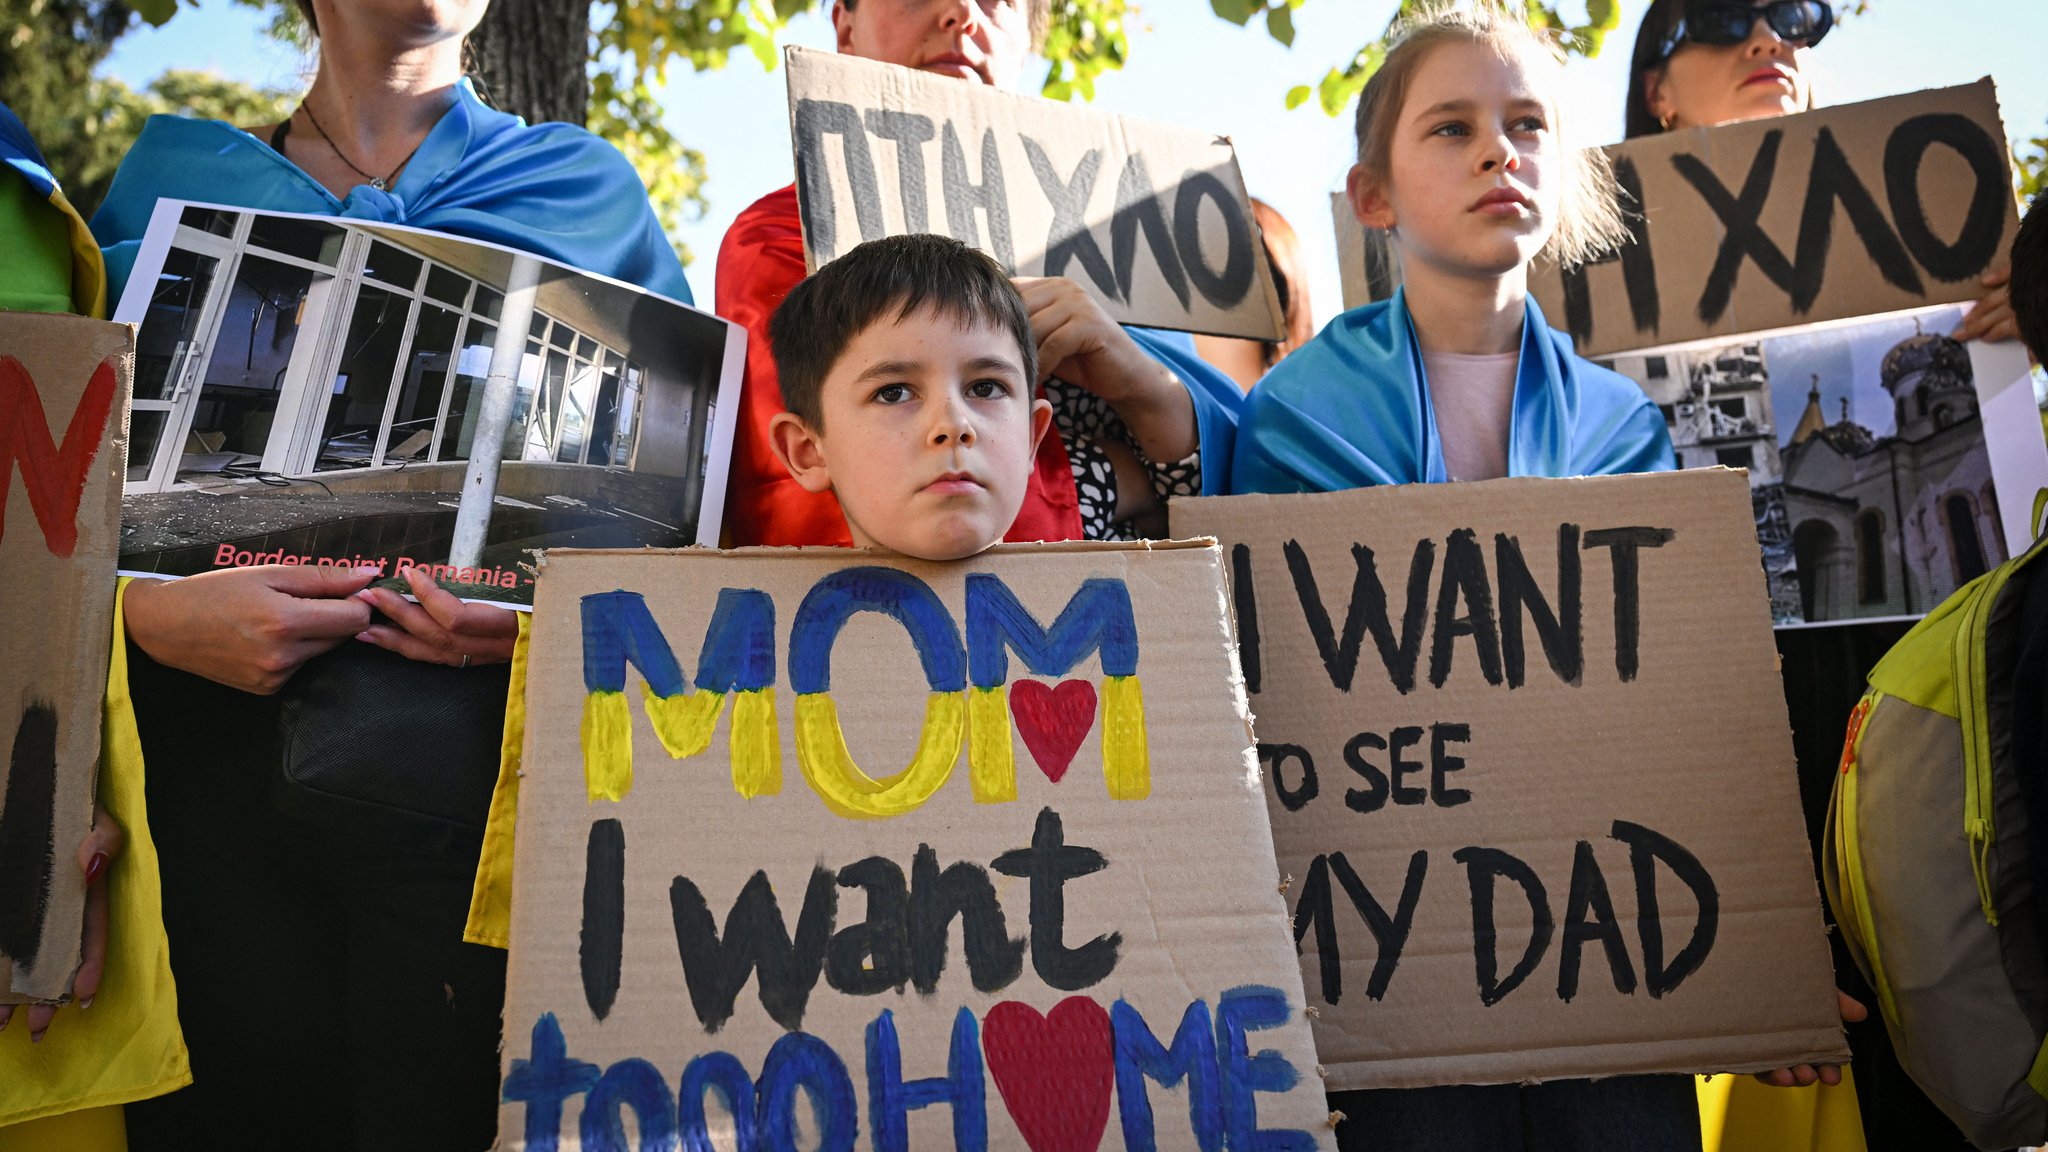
top-left (1009, 679), bottom-right (1097, 783)
top-left (982, 997), bottom-right (1114, 1152)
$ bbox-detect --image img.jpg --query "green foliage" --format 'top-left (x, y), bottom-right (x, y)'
top-left (2017, 127), bottom-right (2048, 207)
top-left (1267, 0), bottom-right (1623, 117)
top-left (588, 67), bottom-right (708, 266)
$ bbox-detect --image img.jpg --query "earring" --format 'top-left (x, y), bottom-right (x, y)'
top-left (1659, 112), bottom-right (1675, 131)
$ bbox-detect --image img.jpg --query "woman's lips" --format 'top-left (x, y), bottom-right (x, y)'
top-left (1742, 65), bottom-right (1795, 89)
top-left (1470, 186), bottom-right (1533, 216)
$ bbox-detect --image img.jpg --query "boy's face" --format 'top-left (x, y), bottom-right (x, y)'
top-left (770, 305), bottom-right (1052, 561)
top-left (1351, 39), bottom-right (1563, 283)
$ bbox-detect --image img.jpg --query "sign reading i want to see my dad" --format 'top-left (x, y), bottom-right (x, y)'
top-left (500, 542), bottom-right (1333, 1151)
top-left (785, 47), bottom-right (1285, 342)
top-left (1173, 470), bottom-right (1848, 1089)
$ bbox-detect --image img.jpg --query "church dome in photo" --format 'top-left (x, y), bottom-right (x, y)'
top-left (1880, 329), bottom-right (1976, 436)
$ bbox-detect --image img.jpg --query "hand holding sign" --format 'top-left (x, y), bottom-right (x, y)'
top-left (1015, 276), bottom-right (1198, 463)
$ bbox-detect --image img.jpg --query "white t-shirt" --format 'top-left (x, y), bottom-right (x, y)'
top-left (1422, 349), bottom-right (1517, 482)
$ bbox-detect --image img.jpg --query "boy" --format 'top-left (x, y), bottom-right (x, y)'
top-left (765, 233), bottom-right (1052, 561)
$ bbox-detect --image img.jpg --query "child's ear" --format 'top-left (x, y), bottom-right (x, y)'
top-left (767, 411), bottom-right (834, 494)
top-left (1346, 163), bottom-right (1396, 232)
top-left (1029, 396), bottom-right (1053, 453)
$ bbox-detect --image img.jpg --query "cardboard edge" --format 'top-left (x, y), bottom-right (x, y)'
top-left (530, 537), bottom-right (1226, 566)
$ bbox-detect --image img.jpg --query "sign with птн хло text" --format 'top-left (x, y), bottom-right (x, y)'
top-left (1532, 81), bottom-right (2017, 357)
top-left (786, 47), bottom-right (1285, 342)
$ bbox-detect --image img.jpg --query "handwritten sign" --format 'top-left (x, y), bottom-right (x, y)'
top-left (500, 543), bottom-right (1333, 1151)
top-left (1332, 192), bottom-right (1401, 313)
top-left (0, 311), bottom-right (130, 1003)
top-left (1533, 81), bottom-right (2017, 357)
top-left (785, 48), bottom-right (1285, 342)
top-left (1172, 471), bottom-right (1846, 1088)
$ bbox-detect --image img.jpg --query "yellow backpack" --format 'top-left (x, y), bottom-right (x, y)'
top-left (1825, 510), bottom-right (2048, 1150)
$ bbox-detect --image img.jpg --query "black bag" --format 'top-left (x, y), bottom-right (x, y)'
top-left (275, 642), bottom-right (509, 837)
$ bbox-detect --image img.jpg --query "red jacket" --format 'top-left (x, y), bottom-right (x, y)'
top-left (715, 185), bottom-right (1081, 546)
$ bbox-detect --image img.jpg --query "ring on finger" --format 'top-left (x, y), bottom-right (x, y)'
top-left (460, 653), bottom-right (471, 669)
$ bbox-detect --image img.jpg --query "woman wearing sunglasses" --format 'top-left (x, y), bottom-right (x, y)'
top-left (1625, 0), bottom-right (2017, 343)
top-left (1626, 5), bottom-right (2010, 1152)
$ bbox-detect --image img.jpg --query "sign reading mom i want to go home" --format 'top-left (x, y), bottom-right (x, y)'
top-left (500, 541), bottom-right (1333, 1152)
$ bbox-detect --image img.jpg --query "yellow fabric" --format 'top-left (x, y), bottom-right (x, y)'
top-left (0, 1101), bottom-right (125, 1152)
top-left (1697, 1071), bottom-right (1866, 1152)
top-left (53, 184), bottom-right (106, 320)
top-left (465, 612), bottom-right (531, 950)
top-left (0, 580), bottom-right (191, 1132)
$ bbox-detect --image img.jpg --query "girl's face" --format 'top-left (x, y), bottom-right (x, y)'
top-left (1646, 6), bottom-right (1813, 130)
top-left (1351, 38), bottom-right (1562, 283)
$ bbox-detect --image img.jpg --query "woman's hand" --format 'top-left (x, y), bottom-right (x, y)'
top-left (1013, 277), bottom-right (1198, 463)
top-left (123, 565), bottom-right (381, 694)
top-left (1951, 269), bottom-right (2017, 344)
top-left (0, 806), bottom-right (124, 1043)
top-left (1752, 990), bottom-right (1868, 1087)
top-left (355, 566), bottom-right (518, 668)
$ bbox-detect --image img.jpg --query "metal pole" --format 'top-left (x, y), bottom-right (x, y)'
top-left (450, 254), bottom-right (541, 569)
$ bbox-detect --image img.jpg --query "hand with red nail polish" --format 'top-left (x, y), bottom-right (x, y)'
top-left (16, 805), bottom-right (125, 1045)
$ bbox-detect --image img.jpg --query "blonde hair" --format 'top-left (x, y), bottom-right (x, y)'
top-left (1351, 3), bottom-right (1629, 269)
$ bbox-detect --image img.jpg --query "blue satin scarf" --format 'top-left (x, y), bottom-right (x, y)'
top-left (90, 78), bottom-right (690, 307)
top-left (1232, 288), bottom-right (1672, 494)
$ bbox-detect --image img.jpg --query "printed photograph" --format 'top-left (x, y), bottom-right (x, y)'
top-left (112, 200), bottom-right (742, 603)
top-left (1599, 306), bottom-right (2010, 624)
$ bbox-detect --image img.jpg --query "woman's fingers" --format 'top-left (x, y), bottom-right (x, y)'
top-left (355, 576), bottom-right (517, 666)
top-left (70, 805), bottom-right (122, 1010)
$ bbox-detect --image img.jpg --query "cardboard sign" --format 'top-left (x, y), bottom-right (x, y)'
top-left (500, 543), bottom-right (1334, 1151)
top-left (1171, 470), bottom-right (1847, 1088)
top-left (786, 48), bottom-right (1285, 341)
top-left (1332, 192), bottom-right (1401, 313)
top-left (0, 311), bottom-right (130, 1003)
top-left (1532, 81), bottom-right (2017, 357)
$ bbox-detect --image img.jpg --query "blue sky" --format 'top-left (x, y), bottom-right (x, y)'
top-left (103, 0), bottom-right (2048, 327)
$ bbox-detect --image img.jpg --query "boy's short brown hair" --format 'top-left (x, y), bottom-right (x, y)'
top-left (770, 234), bottom-right (1037, 431)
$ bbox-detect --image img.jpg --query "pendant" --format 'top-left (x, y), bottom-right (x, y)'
top-left (372, 177), bottom-right (387, 191)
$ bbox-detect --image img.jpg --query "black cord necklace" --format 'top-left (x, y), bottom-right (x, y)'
top-left (294, 101), bottom-right (423, 191)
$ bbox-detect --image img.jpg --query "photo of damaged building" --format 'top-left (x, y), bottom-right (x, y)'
top-left (115, 204), bottom-right (739, 602)
top-left (1601, 314), bottom-right (2003, 625)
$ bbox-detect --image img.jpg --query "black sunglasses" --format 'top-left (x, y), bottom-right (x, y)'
top-left (1659, 0), bottom-right (1834, 60)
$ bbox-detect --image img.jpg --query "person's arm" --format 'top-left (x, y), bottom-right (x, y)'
top-left (1013, 277), bottom-right (1198, 464)
top-left (121, 564), bottom-right (381, 694)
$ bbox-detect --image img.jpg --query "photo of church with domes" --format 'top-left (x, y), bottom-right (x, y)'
top-left (1600, 305), bottom-right (2007, 624)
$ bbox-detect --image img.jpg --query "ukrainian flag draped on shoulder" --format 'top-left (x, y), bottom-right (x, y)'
top-left (89, 78), bottom-right (690, 308)
top-left (1231, 288), bottom-right (1673, 493)
top-left (0, 102), bottom-right (105, 318)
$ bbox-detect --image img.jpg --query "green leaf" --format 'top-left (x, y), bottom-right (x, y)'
top-left (1284, 84), bottom-right (1313, 110)
top-left (129, 0), bottom-right (182, 26)
top-left (1210, 0), bottom-right (1258, 26)
top-left (1264, 3), bottom-right (1296, 47)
